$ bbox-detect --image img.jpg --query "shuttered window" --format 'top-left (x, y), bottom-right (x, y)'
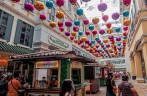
top-left (0, 9), bottom-right (14, 41)
top-left (25, 0), bottom-right (35, 4)
top-left (49, 7), bottom-right (55, 21)
top-left (68, 1), bottom-right (71, 11)
top-left (14, 20), bottom-right (34, 47)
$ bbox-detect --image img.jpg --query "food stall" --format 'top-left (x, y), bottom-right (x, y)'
top-left (99, 62), bottom-right (115, 86)
top-left (84, 63), bottom-right (100, 93)
top-left (11, 50), bottom-right (96, 96)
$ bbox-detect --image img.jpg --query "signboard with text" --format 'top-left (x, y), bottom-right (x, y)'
top-left (49, 35), bottom-right (69, 49)
top-left (36, 61), bottom-right (58, 69)
top-left (0, 54), bottom-right (9, 66)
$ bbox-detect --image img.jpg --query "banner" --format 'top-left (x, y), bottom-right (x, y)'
top-left (36, 61), bottom-right (58, 69)
top-left (0, 54), bottom-right (9, 66)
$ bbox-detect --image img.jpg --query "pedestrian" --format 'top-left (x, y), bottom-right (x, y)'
top-left (60, 79), bottom-right (75, 96)
top-left (118, 75), bottom-right (139, 96)
top-left (7, 72), bottom-right (23, 96)
top-left (106, 73), bottom-right (117, 96)
top-left (0, 74), bottom-right (8, 96)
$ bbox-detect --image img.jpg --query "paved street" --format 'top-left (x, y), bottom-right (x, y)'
top-left (87, 78), bottom-right (147, 96)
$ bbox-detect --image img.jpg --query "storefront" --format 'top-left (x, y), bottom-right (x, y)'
top-left (84, 63), bottom-right (100, 93)
top-left (11, 50), bottom-right (95, 96)
top-left (0, 42), bottom-right (35, 81)
top-left (0, 54), bottom-right (9, 73)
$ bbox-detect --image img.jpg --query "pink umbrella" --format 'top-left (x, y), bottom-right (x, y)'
top-left (99, 29), bottom-right (105, 35)
top-left (102, 15), bottom-right (109, 22)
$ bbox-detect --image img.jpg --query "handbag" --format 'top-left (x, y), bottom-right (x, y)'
top-left (111, 79), bottom-right (118, 94)
top-left (11, 80), bottom-right (25, 96)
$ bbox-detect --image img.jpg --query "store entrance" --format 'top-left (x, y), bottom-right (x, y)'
top-left (72, 68), bottom-right (81, 84)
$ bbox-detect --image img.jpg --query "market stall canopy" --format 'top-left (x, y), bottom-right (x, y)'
top-left (10, 50), bottom-right (96, 63)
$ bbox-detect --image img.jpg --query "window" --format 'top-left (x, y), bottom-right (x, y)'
top-left (133, 0), bottom-right (137, 16)
top-left (78, 35), bottom-right (80, 41)
top-left (49, 7), bottom-right (55, 21)
top-left (68, 1), bottom-right (71, 11)
top-left (82, 25), bottom-right (85, 32)
top-left (0, 9), bottom-right (13, 41)
top-left (75, 14), bottom-right (77, 20)
top-left (25, 0), bottom-right (34, 4)
top-left (14, 20), bottom-right (34, 47)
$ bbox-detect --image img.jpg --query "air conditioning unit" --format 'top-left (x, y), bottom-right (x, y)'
top-left (145, 0), bottom-right (147, 5)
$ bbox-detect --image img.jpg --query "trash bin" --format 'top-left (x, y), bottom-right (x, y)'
top-left (100, 78), bottom-right (106, 86)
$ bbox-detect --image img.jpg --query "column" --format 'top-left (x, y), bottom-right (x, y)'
top-left (142, 43), bottom-right (147, 79)
top-left (60, 59), bottom-right (70, 87)
top-left (130, 58), bottom-right (136, 80)
top-left (133, 51), bottom-right (144, 83)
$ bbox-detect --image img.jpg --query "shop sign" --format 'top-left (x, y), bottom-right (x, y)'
top-left (72, 61), bottom-right (82, 68)
top-left (36, 61), bottom-right (58, 69)
top-left (0, 54), bottom-right (9, 66)
top-left (49, 35), bottom-right (69, 48)
top-left (72, 46), bottom-right (94, 59)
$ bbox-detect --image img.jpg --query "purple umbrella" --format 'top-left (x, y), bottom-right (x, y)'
top-left (65, 31), bottom-right (70, 36)
top-left (82, 0), bottom-right (91, 2)
top-left (106, 44), bottom-right (110, 48)
top-left (98, 3), bottom-right (107, 12)
top-left (112, 12), bottom-right (120, 20)
top-left (85, 40), bottom-right (90, 44)
top-left (65, 21), bottom-right (72, 27)
top-left (116, 37), bottom-right (121, 41)
top-left (99, 29), bottom-right (105, 35)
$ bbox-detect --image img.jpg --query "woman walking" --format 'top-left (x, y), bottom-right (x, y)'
top-left (60, 79), bottom-right (75, 96)
top-left (118, 75), bottom-right (138, 96)
top-left (106, 73), bottom-right (117, 96)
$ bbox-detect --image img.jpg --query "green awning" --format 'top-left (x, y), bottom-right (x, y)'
top-left (0, 42), bottom-right (35, 54)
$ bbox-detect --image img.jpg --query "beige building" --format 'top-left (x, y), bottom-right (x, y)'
top-left (126, 0), bottom-right (147, 83)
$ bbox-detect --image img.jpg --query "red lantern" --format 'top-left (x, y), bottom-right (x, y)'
top-left (101, 45), bottom-right (104, 48)
top-left (58, 21), bottom-right (63, 27)
top-left (106, 22), bottom-right (112, 28)
top-left (123, 43), bottom-right (126, 46)
top-left (123, 32), bottom-right (128, 36)
top-left (40, 14), bottom-right (46, 20)
top-left (92, 30), bottom-right (97, 35)
top-left (69, 0), bottom-right (77, 5)
top-left (123, 0), bottom-right (131, 6)
top-left (12, 0), bottom-right (20, 2)
top-left (59, 27), bottom-right (64, 32)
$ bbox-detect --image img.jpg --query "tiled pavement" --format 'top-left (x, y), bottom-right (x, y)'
top-left (86, 78), bottom-right (147, 96)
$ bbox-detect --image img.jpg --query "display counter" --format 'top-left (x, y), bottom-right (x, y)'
top-left (24, 88), bottom-right (60, 96)
top-left (24, 83), bottom-right (91, 96)
top-left (74, 83), bottom-right (91, 96)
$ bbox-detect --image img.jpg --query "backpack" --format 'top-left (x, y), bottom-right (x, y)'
top-left (0, 81), bottom-right (8, 95)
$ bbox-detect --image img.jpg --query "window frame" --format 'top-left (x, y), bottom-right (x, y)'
top-left (19, 22), bottom-right (32, 46)
top-left (0, 12), bottom-right (7, 39)
top-left (0, 9), bottom-right (13, 41)
top-left (68, 1), bottom-right (71, 11)
top-left (49, 7), bottom-right (56, 21)
top-left (14, 19), bottom-right (34, 47)
top-left (25, 0), bottom-right (35, 4)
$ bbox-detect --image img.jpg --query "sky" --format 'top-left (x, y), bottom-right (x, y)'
top-left (77, 0), bottom-right (121, 28)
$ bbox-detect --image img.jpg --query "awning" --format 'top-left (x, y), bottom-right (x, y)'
top-left (11, 50), bottom-right (96, 63)
top-left (0, 42), bottom-right (35, 54)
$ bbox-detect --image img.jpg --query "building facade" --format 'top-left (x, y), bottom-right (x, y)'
top-left (126, 0), bottom-right (147, 83)
top-left (0, 0), bottom-right (94, 72)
